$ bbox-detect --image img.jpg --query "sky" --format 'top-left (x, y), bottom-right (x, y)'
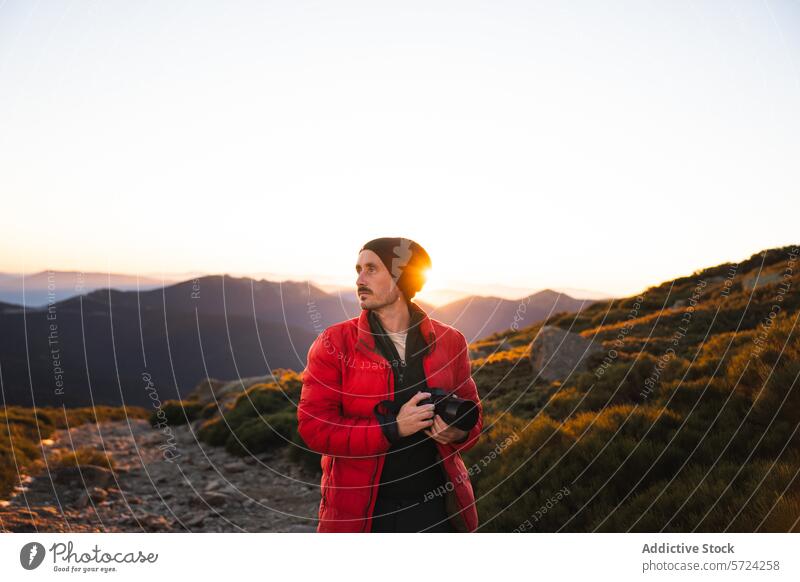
top-left (1, 0), bottom-right (798, 303)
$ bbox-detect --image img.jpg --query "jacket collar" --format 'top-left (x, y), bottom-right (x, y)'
top-left (356, 300), bottom-right (436, 359)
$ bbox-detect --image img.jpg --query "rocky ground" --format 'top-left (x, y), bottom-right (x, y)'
top-left (0, 419), bottom-right (321, 532)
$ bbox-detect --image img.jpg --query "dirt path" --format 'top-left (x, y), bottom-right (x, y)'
top-left (0, 418), bottom-right (321, 532)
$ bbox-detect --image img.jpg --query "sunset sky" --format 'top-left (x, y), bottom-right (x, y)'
top-left (1, 0), bottom-right (798, 302)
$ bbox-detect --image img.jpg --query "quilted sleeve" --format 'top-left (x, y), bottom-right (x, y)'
top-left (297, 328), bottom-right (392, 458)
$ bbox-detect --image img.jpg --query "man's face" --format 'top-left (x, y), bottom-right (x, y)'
top-left (355, 249), bottom-right (402, 309)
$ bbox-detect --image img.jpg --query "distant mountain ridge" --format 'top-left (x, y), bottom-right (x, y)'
top-left (0, 271), bottom-right (169, 307)
top-left (429, 288), bottom-right (596, 342)
top-left (0, 275), bottom-right (353, 408)
top-left (0, 271), bottom-right (597, 408)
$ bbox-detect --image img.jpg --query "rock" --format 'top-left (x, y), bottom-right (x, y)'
top-left (186, 512), bottom-right (209, 527)
top-left (52, 465), bottom-right (113, 488)
top-left (286, 524), bottom-right (316, 533)
top-left (89, 487), bottom-right (108, 502)
top-left (139, 514), bottom-right (174, 531)
top-left (3, 415), bottom-right (321, 533)
top-left (188, 375), bottom-right (275, 409)
top-left (190, 491), bottom-right (228, 507)
top-left (223, 461), bottom-right (247, 473)
top-left (119, 515), bottom-right (139, 525)
top-left (34, 506), bottom-right (60, 516)
top-left (528, 325), bottom-right (603, 382)
top-left (205, 492), bottom-right (228, 507)
top-left (118, 513), bottom-right (172, 531)
top-left (186, 378), bottom-right (228, 405)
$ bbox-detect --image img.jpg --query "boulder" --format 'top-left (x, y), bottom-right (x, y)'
top-left (528, 326), bottom-right (603, 382)
top-left (52, 465), bottom-right (113, 488)
top-left (186, 378), bottom-right (227, 405)
top-left (187, 375), bottom-right (278, 409)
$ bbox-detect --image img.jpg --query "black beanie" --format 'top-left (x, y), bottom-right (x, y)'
top-left (359, 237), bottom-right (432, 301)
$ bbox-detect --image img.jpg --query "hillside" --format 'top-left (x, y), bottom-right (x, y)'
top-left (463, 243), bottom-right (799, 531)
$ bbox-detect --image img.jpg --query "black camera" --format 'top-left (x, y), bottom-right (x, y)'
top-left (420, 388), bottom-right (479, 432)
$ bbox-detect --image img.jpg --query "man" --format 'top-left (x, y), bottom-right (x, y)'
top-left (297, 237), bottom-right (483, 532)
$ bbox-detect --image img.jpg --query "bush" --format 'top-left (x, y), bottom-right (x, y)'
top-left (150, 399), bottom-right (204, 427)
top-left (46, 445), bottom-right (117, 472)
top-left (224, 411), bottom-right (297, 456)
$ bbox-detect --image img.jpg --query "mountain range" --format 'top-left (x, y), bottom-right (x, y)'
top-left (0, 274), bottom-right (590, 408)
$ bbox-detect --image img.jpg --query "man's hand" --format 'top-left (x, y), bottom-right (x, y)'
top-left (424, 414), bottom-right (468, 444)
top-left (396, 391), bottom-right (436, 438)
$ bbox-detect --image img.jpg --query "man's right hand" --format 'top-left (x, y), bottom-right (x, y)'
top-left (396, 391), bottom-right (435, 438)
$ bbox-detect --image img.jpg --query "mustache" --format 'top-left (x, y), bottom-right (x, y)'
top-left (358, 287), bottom-right (371, 294)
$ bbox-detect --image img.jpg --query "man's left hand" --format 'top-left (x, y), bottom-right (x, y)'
top-left (424, 415), bottom-right (467, 444)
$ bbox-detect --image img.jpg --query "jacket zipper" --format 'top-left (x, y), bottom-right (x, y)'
top-left (356, 339), bottom-right (393, 532)
top-left (356, 321), bottom-right (435, 531)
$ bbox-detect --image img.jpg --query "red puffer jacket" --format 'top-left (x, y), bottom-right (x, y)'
top-left (297, 304), bottom-right (483, 532)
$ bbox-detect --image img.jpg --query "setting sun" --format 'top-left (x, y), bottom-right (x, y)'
top-left (420, 267), bottom-right (435, 290)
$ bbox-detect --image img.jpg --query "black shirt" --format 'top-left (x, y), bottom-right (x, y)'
top-left (369, 304), bottom-right (447, 501)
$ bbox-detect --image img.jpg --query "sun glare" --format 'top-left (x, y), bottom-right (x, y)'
top-left (420, 267), bottom-right (437, 290)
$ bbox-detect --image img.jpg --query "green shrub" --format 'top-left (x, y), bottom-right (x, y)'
top-left (224, 411), bottom-right (297, 456)
top-left (150, 399), bottom-right (204, 427)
